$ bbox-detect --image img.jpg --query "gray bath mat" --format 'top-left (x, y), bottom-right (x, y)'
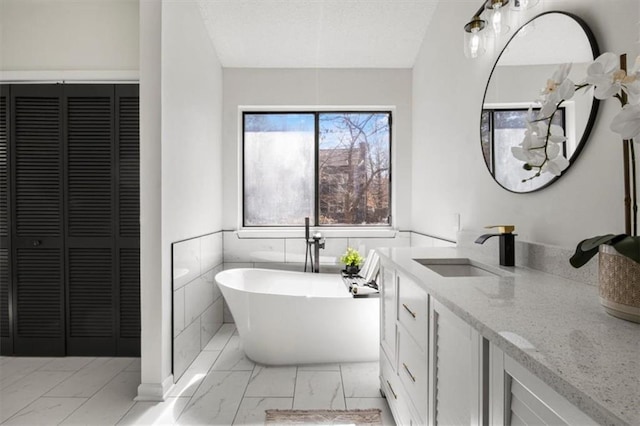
top-left (265, 408), bottom-right (382, 425)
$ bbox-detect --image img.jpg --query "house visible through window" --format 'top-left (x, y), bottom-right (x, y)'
top-left (243, 111), bottom-right (391, 227)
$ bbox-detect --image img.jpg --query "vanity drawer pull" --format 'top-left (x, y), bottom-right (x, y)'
top-left (402, 303), bottom-right (416, 318)
top-left (386, 380), bottom-right (398, 400)
top-left (403, 363), bottom-right (416, 382)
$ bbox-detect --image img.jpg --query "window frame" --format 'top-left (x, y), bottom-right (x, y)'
top-left (241, 109), bottom-right (393, 229)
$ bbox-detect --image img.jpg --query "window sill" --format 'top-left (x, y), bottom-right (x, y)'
top-left (234, 227), bottom-right (401, 239)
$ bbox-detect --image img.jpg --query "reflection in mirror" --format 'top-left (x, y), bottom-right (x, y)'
top-left (481, 12), bottom-right (599, 193)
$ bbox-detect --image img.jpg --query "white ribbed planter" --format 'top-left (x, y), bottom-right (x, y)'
top-left (598, 245), bottom-right (640, 323)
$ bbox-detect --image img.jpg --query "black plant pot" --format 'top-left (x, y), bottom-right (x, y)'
top-left (345, 265), bottom-right (360, 276)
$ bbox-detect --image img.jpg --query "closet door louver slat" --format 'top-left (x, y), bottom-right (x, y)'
top-left (115, 86), bottom-right (140, 355)
top-left (64, 86), bottom-right (117, 355)
top-left (0, 88), bottom-right (10, 351)
top-left (11, 85), bottom-right (65, 355)
top-left (67, 96), bottom-right (113, 237)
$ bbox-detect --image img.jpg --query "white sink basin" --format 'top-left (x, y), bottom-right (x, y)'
top-left (415, 258), bottom-right (501, 278)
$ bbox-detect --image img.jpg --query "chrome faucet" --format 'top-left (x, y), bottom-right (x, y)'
top-left (475, 225), bottom-right (516, 267)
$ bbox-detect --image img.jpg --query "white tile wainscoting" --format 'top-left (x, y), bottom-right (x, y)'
top-left (172, 232), bottom-right (224, 380)
top-left (171, 230), bottom-right (453, 380)
top-left (221, 229), bottom-right (457, 268)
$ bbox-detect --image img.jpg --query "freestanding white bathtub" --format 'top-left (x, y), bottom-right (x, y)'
top-left (215, 268), bottom-right (379, 365)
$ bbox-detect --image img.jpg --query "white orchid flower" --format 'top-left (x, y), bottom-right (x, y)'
top-left (541, 63), bottom-right (575, 106)
top-left (585, 52), bottom-right (620, 99)
top-left (511, 146), bottom-right (531, 163)
top-left (522, 121), bottom-right (546, 149)
top-left (623, 56), bottom-right (640, 105)
top-left (539, 98), bottom-right (557, 118)
top-left (610, 103), bottom-right (640, 140)
top-left (546, 141), bottom-right (560, 159)
top-left (548, 124), bottom-right (567, 144)
top-left (585, 52), bottom-right (640, 102)
top-left (541, 154), bottom-right (570, 176)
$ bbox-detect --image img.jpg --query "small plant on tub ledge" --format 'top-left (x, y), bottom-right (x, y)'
top-left (340, 247), bottom-right (364, 276)
top-left (512, 52), bottom-right (640, 323)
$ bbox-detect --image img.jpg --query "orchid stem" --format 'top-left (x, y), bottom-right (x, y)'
top-left (631, 140), bottom-right (637, 237)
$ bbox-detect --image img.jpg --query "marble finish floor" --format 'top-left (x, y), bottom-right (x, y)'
top-left (0, 324), bottom-right (394, 425)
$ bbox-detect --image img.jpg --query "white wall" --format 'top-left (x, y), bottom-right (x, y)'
top-left (412, 0), bottom-right (640, 247)
top-left (0, 0), bottom-right (138, 79)
top-left (139, 0), bottom-right (223, 399)
top-left (222, 68), bottom-right (413, 231)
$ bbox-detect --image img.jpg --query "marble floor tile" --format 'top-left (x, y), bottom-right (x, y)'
top-left (176, 371), bottom-right (251, 426)
top-left (45, 357), bottom-right (134, 398)
top-left (298, 363), bottom-right (340, 371)
top-left (189, 349), bottom-right (221, 372)
top-left (0, 371), bottom-right (74, 423)
top-left (244, 366), bottom-right (296, 397)
top-left (60, 371), bottom-right (139, 425)
top-left (169, 351), bottom-right (221, 398)
top-left (0, 357), bottom-right (54, 390)
top-left (341, 362), bottom-right (381, 397)
top-left (117, 397), bottom-right (189, 425)
top-left (38, 357), bottom-right (96, 372)
top-left (124, 358), bottom-right (141, 372)
top-left (293, 371), bottom-right (345, 410)
top-left (232, 397), bottom-right (293, 425)
top-left (211, 335), bottom-right (254, 371)
top-left (3, 397), bottom-right (87, 425)
top-left (203, 323), bottom-right (236, 351)
top-left (346, 397), bottom-right (395, 426)
top-left (168, 370), bottom-right (209, 399)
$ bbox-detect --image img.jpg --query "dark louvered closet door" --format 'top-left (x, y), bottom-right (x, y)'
top-left (116, 85), bottom-right (140, 356)
top-left (5, 84), bottom-right (139, 357)
top-left (0, 86), bottom-right (11, 354)
top-left (11, 85), bottom-right (65, 355)
top-left (64, 85), bottom-right (117, 355)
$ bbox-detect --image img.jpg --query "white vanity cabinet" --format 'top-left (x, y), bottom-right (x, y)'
top-left (377, 248), bottom-right (624, 426)
top-left (428, 298), bottom-right (483, 426)
top-left (489, 344), bottom-right (598, 426)
top-left (380, 262), bottom-right (397, 367)
top-left (379, 259), bottom-right (429, 425)
top-left (378, 260), bottom-right (482, 426)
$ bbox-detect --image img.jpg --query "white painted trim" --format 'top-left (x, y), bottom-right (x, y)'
top-left (0, 70), bottom-right (139, 83)
top-left (236, 105), bottom-right (398, 230)
top-left (234, 227), bottom-right (398, 239)
top-left (135, 375), bottom-right (175, 402)
top-left (489, 343), bottom-right (506, 426)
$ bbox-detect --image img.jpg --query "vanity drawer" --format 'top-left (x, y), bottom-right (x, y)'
top-left (381, 348), bottom-right (411, 426)
top-left (398, 271), bottom-right (428, 350)
top-left (398, 324), bottom-right (428, 423)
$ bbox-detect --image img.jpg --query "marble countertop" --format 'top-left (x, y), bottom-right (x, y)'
top-left (377, 246), bottom-right (639, 426)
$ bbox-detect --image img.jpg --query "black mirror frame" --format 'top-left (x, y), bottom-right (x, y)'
top-left (481, 11), bottom-right (600, 194)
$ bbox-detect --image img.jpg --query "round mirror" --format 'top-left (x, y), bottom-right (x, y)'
top-left (481, 12), bottom-right (599, 193)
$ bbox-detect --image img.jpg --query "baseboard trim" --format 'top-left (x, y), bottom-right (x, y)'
top-left (135, 375), bottom-right (175, 401)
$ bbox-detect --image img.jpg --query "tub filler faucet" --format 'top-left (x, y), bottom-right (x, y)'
top-left (304, 217), bottom-right (325, 273)
top-left (475, 225), bottom-right (516, 267)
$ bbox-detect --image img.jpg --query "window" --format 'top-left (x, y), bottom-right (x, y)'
top-left (481, 107), bottom-right (565, 192)
top-left (243, 111), bottom-right (391, 227)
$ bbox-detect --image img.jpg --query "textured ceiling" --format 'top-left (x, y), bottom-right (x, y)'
top-left (196, 0), bottom-right (438, 68)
